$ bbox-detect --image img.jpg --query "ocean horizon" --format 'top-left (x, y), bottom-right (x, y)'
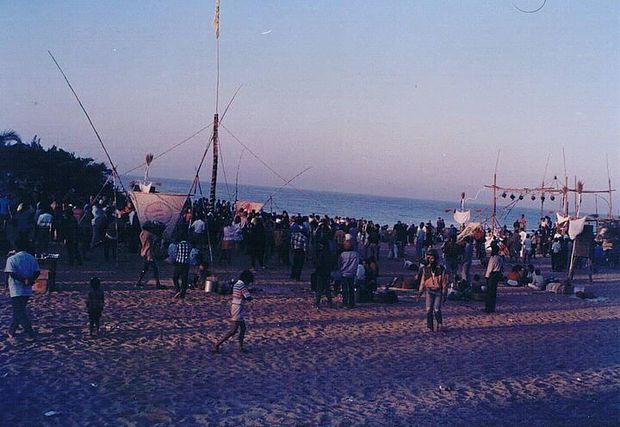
top-left (129, 175), bottom-right (565, 231)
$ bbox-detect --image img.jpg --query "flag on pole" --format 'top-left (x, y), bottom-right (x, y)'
top-left (214, 0), bottom-right (220, 38)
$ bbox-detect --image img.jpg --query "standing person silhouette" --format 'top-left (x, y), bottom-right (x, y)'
top-left (86, 277), bottom-right (104, 336)
top-left (417, 249), bottom-right (448, 333)
top-left (484, 243), bottom-right (504, 313)
top-left (136, 224), bottom-right (165, 289)
top-left (5, 238), bottom-right (40, 342)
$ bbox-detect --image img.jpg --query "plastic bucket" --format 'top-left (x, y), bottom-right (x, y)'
top-left (204, 280), bottom-right (218, 293)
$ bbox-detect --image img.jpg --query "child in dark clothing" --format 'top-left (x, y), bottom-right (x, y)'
top-left (86, 277), bottom-right (105, 336)
top-left (192, 260), bottom-right (211, 290)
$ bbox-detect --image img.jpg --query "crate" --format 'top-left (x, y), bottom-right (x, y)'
top-left (33, 269), bottom-right (49, 294)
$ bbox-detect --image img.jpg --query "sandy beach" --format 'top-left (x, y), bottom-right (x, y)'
top-left (1, 244), bottom-right (619, 426)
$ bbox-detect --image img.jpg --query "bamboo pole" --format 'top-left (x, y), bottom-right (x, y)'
top-left (492, 173), bottom-right (497, 231)
top-left (608, 156), bottom-right (613, 219)
top-left (209, 113), bottom-right (219, 211)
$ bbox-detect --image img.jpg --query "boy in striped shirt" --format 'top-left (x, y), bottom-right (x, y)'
top-left (213, 270), bottom-right (254, 353)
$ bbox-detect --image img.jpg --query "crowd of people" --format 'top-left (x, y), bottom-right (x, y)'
top-left (2, 185), bottom-right (613, 345)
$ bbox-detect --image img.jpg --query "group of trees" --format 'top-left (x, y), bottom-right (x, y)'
top-left (0, 129), bottom-right (111, 203)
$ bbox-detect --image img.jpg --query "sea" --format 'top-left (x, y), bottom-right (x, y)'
top-left (140, 176), bottom-right (553, 230)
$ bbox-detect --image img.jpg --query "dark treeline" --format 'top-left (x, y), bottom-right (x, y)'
top-left (0, 130), bottom-right (111, 204)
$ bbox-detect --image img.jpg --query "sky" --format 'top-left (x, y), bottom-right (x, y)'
top-left (1, 1), bottom-right (619, 213)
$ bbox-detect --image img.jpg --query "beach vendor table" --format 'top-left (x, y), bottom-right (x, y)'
top-left (35, 253), bottom-right (60, 293)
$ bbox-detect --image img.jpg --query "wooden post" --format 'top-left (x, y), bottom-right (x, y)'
top-left (492, 174), bottom-right (497, 232)
top-left (209, 113), bottom-right (219, 211)
top-left (609, 177), bottom-right (613, 219)
top-left (574, 176), bottom-right (578, 216)
top-left (563, 176), bottom-right (569, 217)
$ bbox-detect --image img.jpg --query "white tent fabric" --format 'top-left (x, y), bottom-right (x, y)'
top-left (568, 216), bottom-right (587, 240)
top-left (453, 210), bottom-right (471, 225)
top-left (129, 191), bottom-right (187, 238)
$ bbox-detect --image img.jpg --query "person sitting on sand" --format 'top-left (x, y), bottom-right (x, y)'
top-left (416, 249), bottom-right (448, 333)
top-left (213, 270), bottom-right (254, 353)
top-left (86, 277), bottom-right (105, 337)
top-left (523, 264), bottom-right (535, 285)
top-left (506, 265), bottom-right (524, 287)
top-left (527, 268), bottom-right (545, 291)
top-left (192, 260), bottom-right (211, 290)
top-left (364, 256), bottom-right (379, 294)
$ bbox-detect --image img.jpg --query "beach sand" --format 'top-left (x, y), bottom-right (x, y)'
top-left (1, 244), bottom-right (618, 426)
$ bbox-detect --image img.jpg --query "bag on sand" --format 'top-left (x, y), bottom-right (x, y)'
top-left (546, 282), bottom-right (565, 294)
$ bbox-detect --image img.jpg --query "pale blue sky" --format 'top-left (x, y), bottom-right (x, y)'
top-left (1, 1), bottom-right (619, 212)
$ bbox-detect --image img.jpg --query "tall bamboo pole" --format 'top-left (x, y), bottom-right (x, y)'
top-left (492, 173), bottom-right (497, 231)
top-left (209, 114), bottom-right (219, 210)
top-left (492, 151), bottom-right (500, 231)
top-left (608, 156), bottom-right (613, 219)
top-left (209, 0), bottom-right (221, 211)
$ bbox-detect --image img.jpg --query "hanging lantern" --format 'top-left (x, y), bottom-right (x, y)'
top-left (550, 195), bottom-right (555, 201)
top-left (540, 195), bottom-right (546, 202)
top-left (510, 194), bottom-right (516, 200)
top-left (531, 195), bottom-right (536, 201)
top-left (501, 192), bottom-right (507, 198)
top-left (518, 194), bottom-right (524, 200)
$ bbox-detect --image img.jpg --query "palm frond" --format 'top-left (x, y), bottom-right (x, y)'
top-left (0, 129), bottom-right (23, 146)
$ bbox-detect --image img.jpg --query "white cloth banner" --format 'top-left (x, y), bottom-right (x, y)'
top-left (556, 213), bottom-right (570, 226)
top-left (453, 210), bottom-right (471, 225)
top-left (568, 216), bottom-right (587, 240)
top-left (138, 182), bottom-right (152, 193)
top-left (129, 192), bottom-right (187, 238)
top-left (457, 222), bottom-right (481, 243)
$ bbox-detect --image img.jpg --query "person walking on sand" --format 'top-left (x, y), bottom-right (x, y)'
top-left (213, 270), bottom-right (254, 353)
top-left (4, 238), bottom-right (40, 342)
top-left (86, 277), bottom-right (105, 337)
top-left (417, 249), bottom-right (448, 333)
top-left (136, 224), bottom-right (165, 289)
top-left (172, 233), bottom-right (192, 299)
top-left (484, 244), bottom-right (504, 313)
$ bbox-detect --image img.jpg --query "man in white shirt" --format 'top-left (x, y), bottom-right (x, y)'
top-left (4, 238), bottom-right (40, 341)
top-left (190, 217), bottom-right (206, 246)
